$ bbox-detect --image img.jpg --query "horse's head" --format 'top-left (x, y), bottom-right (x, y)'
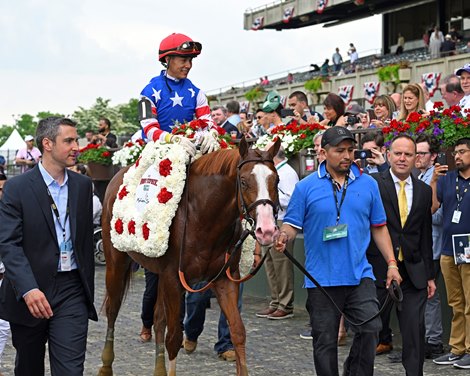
top-left (237, 137), bottom-right (281, 246)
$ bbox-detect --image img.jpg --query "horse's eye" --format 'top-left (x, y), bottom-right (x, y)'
top-left (240, 180), bottom-right (248, 190)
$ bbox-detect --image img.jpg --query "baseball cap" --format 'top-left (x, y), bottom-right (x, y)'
top-left (24, 135), bottom-right (34, 142)
top-left (456, 63), bottom-right (470, 76)
top-left (321, 127), bottom-right (356, 148)
top-left (262, 90), bottom-right (281, 113)
top-left (344, 102), bottom-right (365, 115)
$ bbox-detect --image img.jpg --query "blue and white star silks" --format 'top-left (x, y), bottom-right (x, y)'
top-left (170, 92), bottom-right (184, 107)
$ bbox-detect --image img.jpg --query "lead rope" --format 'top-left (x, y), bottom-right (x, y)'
top-left (283, 249), bottom-right (403, 327)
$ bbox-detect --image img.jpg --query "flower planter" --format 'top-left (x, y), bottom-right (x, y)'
top-left (87, 162), bottom-right (114, 181)
top-left (398, 68), bottom-right (411, 82)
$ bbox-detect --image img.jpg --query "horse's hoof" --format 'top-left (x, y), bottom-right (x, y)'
top-left (97, 366), bottom-right (113, 376)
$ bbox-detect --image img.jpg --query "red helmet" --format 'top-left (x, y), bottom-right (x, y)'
top-left (158, 33), bottom-right (202, 63)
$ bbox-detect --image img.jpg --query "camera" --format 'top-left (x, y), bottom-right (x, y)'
top-left (281, 108), bottom-right (295, 117)
top-left (354, 149), bottom-right (373, 159)
top-left (346, 115), bottom-right (361, 126)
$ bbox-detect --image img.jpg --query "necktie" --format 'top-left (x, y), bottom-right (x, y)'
top-left (398, 180), bottom-right (408, 261)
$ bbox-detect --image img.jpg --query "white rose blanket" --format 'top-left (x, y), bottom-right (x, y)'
top-left (110, 141), bottom-right (189, 258)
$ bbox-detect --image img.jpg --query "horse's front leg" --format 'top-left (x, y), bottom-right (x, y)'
top-left (213, 279), bottom-right (248, 376)
top-left (154, 289), bottom-right (167, 376)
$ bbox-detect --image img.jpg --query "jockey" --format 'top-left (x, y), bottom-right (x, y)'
top-left (139, 33), bottom-right (219, 157)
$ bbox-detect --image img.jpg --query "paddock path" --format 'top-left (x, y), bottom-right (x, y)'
top-left (0, 266), bottom-right (460, 375)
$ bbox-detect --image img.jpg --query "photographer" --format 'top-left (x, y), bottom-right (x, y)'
top-left (15, 135), bottom-right (41, 174)
top-left (343, 102), bottom-right (369, 130)
top-left (356, 131), bottom-right (388, 174)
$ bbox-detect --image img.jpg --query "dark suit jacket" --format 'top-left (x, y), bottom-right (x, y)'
top-left (367, 169), bottom-right (434, 290)
top-left (0, 166), bottom-right (98, 326)
top-left (222, 121), bottom-right (242, 139)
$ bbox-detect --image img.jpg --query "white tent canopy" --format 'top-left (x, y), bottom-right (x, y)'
top-left (0, 129), bottom-right (25, 161)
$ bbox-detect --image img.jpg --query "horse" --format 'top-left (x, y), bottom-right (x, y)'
top-left (97, 138), bottom-right (281, 376)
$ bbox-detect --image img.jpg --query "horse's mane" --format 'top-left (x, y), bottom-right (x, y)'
top-left (191, 148), bottom-right (240, 176)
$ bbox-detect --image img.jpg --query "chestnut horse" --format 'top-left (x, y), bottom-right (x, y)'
top-left (97, 138), bottom-right (280, 376)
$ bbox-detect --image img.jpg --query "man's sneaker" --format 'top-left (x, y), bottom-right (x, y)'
top-left (453, 354), bottom-right (470, 369)
top-left (300, 328), bottom-right (313, 340)
top-left (267, 309), bottom-right (294, 320)
top-left (433, 352), bottom-right (464, 365)
top-left (425, 342), bottom-right (444, 359)
top-left (218, 349), bottom-right (236, 362)
top-left (255, 307), bottom-right (276, 318)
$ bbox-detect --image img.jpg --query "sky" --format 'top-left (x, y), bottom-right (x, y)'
top-left (0, 0), bottom-right (382, 126)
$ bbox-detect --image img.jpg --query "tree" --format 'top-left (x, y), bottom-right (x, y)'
top-left (0, 125), bottom-right (14, 146)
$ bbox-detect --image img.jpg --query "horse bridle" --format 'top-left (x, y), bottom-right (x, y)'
top-left (178, 156), bottom-right (280, 293)
top-left (236, 158), bottom-right (280, 235)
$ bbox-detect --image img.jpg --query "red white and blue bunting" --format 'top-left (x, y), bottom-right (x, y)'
top-left (251, 16), bottom-right (264, 31)
top-left (316, 0), bottom-right (328, 14)
top-left (421, 72), bottom-right (441, 97)
top-left (363, 82), bottom-right (380, 104)
top-left (338, 85), bottom-right (354, 105)
top-left (282, 6), bottom-right (295, 23)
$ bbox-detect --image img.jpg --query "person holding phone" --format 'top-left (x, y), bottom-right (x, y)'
top-left (370, 95), bottom-right (396, 128)
top-left (319, 93), bottom-right (347, 127)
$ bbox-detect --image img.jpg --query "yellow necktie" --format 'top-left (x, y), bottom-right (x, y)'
top-left (398, 180), bottom-right (408, 261)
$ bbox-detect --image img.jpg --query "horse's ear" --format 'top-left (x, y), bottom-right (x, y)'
top-left (266, 137), bottom-right (281, 160)
top-left (239, 136), bottom-right (249, 158)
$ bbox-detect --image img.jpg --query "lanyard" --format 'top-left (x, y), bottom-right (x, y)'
top-left (46, 187), bottom-right (69, 242)
top-left (456, 175), bottom-right (470, 211)
top-left (328, 174), bottom-right (349, 225)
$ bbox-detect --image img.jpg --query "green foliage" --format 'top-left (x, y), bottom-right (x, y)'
top-left (244, 86), bottom-right (265, 104)
top-left (77, 144), bottom-right (113, 165)
top-left (304, 78), bottom-right (323, 93)
top-left (0, 125), bottom-right (14, 146)
top-left (377, 64), bottom-right (400, 84)
top-left (72, 97), bottom-right (139, 138)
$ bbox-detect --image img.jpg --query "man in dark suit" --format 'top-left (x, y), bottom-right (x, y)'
top-left (0, 117), bottom-right (98, 376)
top-left (367, 134), bottom-right (435, 375)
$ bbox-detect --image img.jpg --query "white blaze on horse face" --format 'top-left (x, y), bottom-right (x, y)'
top-left (251, 164), bottom-right (279, 245)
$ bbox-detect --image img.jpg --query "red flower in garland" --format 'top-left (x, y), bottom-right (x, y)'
top-left (135, 156), bottom-right (141, 167)
top-left (128, 220), bottom-right (136, 235)
top-left (188, 119), bottom-right (209, 130)
top-left (219, 139), bottom-right (228, 149)
top-left (159, 159), bottom-right (172, 177)
top-left (142, 223), bottom-right (150, 240)
top-left (101, 151), bottom-right (111, 158)
top-left (157, 187), bottom-right (173, 204)
top-left (118, 186), bottom-right (128, 200)
top-left (115, 218), bottom-right (124, 234)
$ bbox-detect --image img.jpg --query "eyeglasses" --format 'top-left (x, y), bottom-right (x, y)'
top-left (451, 149), bottom-right (470, 157)
top-left (416, 152), bottom-right (431, 156)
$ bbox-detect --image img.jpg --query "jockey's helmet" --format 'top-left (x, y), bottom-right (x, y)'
top-left (159, 33), bottom-right (202, 64)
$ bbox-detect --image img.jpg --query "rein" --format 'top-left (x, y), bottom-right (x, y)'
top-left (178, 155), bottom-right (278, 293)
top-left (283, 249), bottom-right (403, 327)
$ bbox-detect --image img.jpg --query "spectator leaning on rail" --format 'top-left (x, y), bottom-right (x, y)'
top-left (139, 32), bottom-right (219, 157)
top-left (275, 127), bottom-right (401, 376)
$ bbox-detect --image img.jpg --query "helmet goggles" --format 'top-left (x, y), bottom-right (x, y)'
top-left (160, 41), bottom-right (202, 55)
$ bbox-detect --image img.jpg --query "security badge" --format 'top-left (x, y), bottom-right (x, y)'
top-left (452, 210), bottom-right (461, 224)
top-left (60, 239), bottom-right (73, 271)
top-left (323, 224), bottom-right (348, 241)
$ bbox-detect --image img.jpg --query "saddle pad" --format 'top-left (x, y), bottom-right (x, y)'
top-left (111, 141), bottom-right (189, 258)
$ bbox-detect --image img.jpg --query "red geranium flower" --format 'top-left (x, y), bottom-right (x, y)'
top-left (142, 223), bottom-right (150, 240)
top-left (128, 220), bottom-right (136, 235)
top-left (159, 159), bottom-right (172, 177)
top-left (118, 186), bottom-right (128, 200)
top-left (157, 187), bottom-right (173, 204)
top-left (115, 218), bottom-right (124, 234)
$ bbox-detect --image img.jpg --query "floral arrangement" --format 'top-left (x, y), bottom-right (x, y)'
top-left (112, 139), bottom-right (145, 167)
top-left (77, 143), bottom-right (112, 165)
top-left (382, 103), bottom-right (470, 147)
top-left (255, 120), bottom-right (325, 157)
top-left (171, 119), bottom-right (232, 149)
top-left (111, 141), bottom-right (189, 258)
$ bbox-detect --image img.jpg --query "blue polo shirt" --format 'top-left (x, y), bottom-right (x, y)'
top-left (437, 170), bottom-right (470, 256)
top-left (283, 161), bottom-right (387, 288)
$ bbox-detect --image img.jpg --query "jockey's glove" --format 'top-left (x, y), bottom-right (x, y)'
top-left (166, 134), bottom-right (197, 157)
top-left (200, 129), bottom-right (220, 154)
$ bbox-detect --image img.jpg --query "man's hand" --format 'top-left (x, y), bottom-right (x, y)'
top-left (200, 130), bottom-right (220, 154)
top-left (170, 135), bottom-right (196, 157)
top-left (24, 289), bottom-right (53, 319)
top-left (432, 163), bottom-right (448, 183)
top-left (366, 148), bottom-right (385, 167)
top-left (274, 231), bottom-right (289, 253)
top-left (427, 279), bottom-right (436, 299)
top-left (385, 267), bottom-right (402, 289)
